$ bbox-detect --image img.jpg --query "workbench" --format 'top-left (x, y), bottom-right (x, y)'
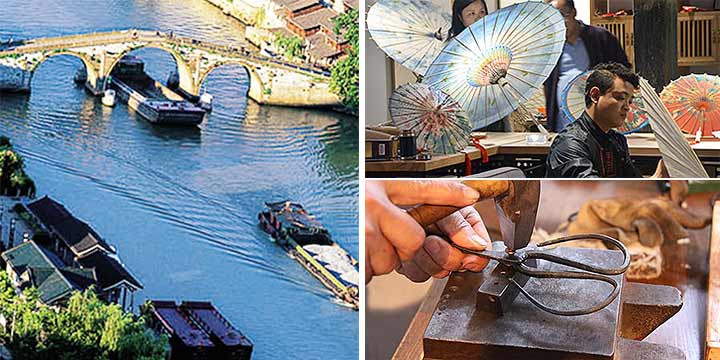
top-left (365, 133), bottom-right (720, 178)
top-left (366, 181), bottom-right (717, 360)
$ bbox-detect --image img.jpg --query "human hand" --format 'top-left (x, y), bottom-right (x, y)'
top-left (365, 180), bottom-right (483, 284)
top-left (397, 205), bottom-right (491, 282)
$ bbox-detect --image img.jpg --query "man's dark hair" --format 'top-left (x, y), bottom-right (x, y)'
top-left (584, 62), bottom-right (639, 107)
top-left (545, 0), bottom-right (575, 11)
top-left (448, 0), bottom-right (488, 39)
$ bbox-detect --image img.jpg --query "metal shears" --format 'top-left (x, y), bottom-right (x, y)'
top-left (407, 180), bottom-right (630, 316)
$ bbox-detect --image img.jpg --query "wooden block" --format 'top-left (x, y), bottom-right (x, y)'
top-left (707, 201), bottom-right (720, 359)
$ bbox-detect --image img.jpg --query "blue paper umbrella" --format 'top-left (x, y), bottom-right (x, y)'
top-left (367, 0), bottom-right (451, 76)
top-left (423, 1), bottom-right (565, 129)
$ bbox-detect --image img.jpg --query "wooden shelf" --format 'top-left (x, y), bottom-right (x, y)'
top-left (591, 1), bottom-right (720, 67)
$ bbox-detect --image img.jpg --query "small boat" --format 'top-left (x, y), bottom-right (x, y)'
top-left (199, 93), bottom-right (213, 112)
top-left (258, 201), bottom-right (359, 310)
top-left (101, 89), bottom-right (116, 107)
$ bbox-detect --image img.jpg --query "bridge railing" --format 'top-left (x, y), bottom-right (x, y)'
top-left (1, 29), bottom-right (333, 78)
top-left (0, 29), bottom-right (144, 56)
top-left (163, 34), bottom-right (332, 77)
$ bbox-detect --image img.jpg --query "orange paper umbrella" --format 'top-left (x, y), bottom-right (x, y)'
top-left (660, 73), bottom-right (720, 137)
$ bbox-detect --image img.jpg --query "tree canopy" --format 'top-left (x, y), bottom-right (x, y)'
top-left (330, 9), bottom-right (359, 110)
top-left (0, 138), bottom-right (35, 197)
top-left (0, 271), bottom-right (167, 360)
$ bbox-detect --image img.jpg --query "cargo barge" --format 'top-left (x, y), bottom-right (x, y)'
top-left (108, 56), bottom-right (206, 126)
top-left (258, 201), bottom-right (359, 310)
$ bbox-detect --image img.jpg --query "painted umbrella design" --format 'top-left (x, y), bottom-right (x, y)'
top-left (560, 70), bottom-right (650, 134)
top-left (423, 1), bottom-right (565, 129)
top-left (660, 73), bottom-right (720, 137)
top-left (639, 78), bottom-right (708, 178)
top-left (389, 83), bottom-right (471, 154)
top-left (367, 0), bottom-right (451, 76)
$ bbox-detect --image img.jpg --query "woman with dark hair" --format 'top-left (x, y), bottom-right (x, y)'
top-left (447, 0), bottom-right (507, 131)
top-left (448, 0), bottom-right (488, 39)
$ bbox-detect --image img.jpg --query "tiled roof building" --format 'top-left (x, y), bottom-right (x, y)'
top-left (2, 241), bottom-right (95, 305)
top-left (3, 196), bottom-right (142, 310)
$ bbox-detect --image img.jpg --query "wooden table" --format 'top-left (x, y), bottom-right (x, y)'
top-left (365, 132), bottom-right (720, 177)
top-left (365, 133), bottom-right (521, 174)
top-left (388, 182), bottom-right (716, 360)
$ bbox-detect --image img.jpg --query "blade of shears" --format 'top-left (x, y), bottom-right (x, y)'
top-left (495, 180), bottom-right (540, 252)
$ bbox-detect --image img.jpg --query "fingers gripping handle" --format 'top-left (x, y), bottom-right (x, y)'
top-left (406, 180), bottom-right (511, 227)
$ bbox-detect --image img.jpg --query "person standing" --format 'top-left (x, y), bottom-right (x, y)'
top-left (544, 0), bottom-right (630, 133)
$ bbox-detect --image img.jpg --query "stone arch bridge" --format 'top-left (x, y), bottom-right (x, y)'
top-left (0, 29), bottom-right (340, 107)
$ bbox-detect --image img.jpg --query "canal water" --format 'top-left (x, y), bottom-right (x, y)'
top-left (0, 1), bottom-right (358, 359)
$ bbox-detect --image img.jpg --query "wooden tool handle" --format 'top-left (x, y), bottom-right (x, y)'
top-left (407, 180), bottom-right (511, 227)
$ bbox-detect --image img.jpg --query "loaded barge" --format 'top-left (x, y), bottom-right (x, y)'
top-left (258, 201), bottom-right (359, 310)
top-left (109, 56), bottom-right (206, 126)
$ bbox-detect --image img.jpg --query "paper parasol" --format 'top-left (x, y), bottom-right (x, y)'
top-left (660, 73), bottom-right (720, 137)
top-left (389, 83), bottom-right (471, 154)
top-left (639, 78), bottom-right (708, 178)
top-left (560, 70), bottom-right (650, 134)
top-left (423, 1), bottom-right (565, 129)
top-left (367, 0), bottom-right (451, 76)
top-left (525, 87), bottom-right (547, 117)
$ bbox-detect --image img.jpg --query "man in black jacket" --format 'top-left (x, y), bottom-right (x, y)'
top-left (545, 63), bottom-right (642, 178)
top-left (544, 0), bottom-right (630, 133)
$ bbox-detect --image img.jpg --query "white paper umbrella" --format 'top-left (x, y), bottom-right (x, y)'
top-left (639, 78), bottom-right (708, 178)
top-left (560, 70), bottom-right (650, 134)
top-left (367, 0), bottom-right (451, 76)
top-left (389, 83), bottom-right (471, 154)
top-left (423, 1), bottom-right (565, 129)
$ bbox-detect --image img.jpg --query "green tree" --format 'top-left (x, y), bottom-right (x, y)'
top-left (0, 139), bottom-right (35, 197)
top-left (0, 274), bottom-right (168, 360)
top-left (330, 9), bottom-right (359, 110)
top-left (274, 34), bottom-right (305, 60)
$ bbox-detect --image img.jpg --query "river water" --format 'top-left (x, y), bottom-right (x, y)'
top-left (0, 1), bottom-right (358, 359)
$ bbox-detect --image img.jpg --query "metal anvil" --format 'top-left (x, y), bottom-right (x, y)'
top-left (422, 245), bottom-right (684, 360)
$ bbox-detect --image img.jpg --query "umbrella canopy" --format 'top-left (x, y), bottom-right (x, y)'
top-left (660, 73), bottom-right (720, 137)
top-left (367, 0), bottom-right (451, 76)
top-left (389, 83), bottom-right (471, 154)
top-left (423, 1), bottom-right (565, 129)
top-left (560, 70), bottom-right (650, 134)
top-left (639, 78), bottom-right (708, 178)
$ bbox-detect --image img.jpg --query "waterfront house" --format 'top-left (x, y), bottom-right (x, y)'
top-left (340, 0), bottom-right (356, 12)
top-left (286, 7), bottom-right (337, 38)
top-left (4, 196), bottom-right (142, 310)
top-left (22, 196), bottom-right (115, 266)
top-left (146, 300), bottom-right (253, 360)
top-left (304, 32), bottom-right (344, 67)
top-left (1, 240), bottom-right (95, 305)
top-left (77, 251), bottom-right (142, 310)
top-left (276, 0), bottom-right (324, 19)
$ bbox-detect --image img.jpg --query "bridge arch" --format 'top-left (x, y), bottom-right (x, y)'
top-left (104, 42), bottom-right (195, 93)
top-left (197, 60), bottom-right (265, 101)
top-left (30, 51), bottom-right (100, 88)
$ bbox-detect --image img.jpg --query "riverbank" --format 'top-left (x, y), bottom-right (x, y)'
top-left (204, 0), bottom-right (259, 25)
